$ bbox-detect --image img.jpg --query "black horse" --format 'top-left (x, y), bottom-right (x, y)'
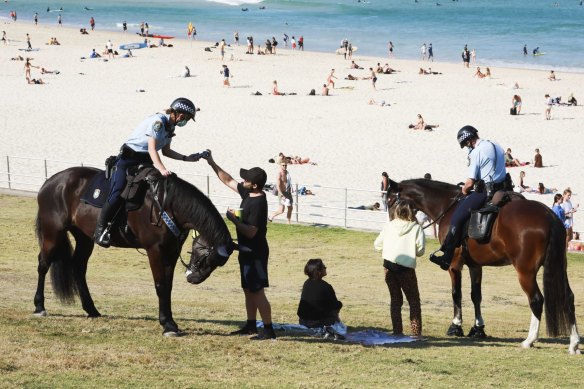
top-left (386, 178), bottom-right (580, 354)
top-left (34, 166), bottom-right (235, 335)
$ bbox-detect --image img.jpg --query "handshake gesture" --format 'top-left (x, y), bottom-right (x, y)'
top-left (184, 150), bottom-right (210, 162)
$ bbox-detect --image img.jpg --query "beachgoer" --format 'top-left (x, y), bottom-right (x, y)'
top-left (349, 203), bottom-right (381, 211)
top-left (271, 37), bottom-right (278, 54)
top-left (374, 200), bottom-right (425, 338)
top-left (512, 95), bottom-right (522, 114)
top-left (408, 114), bottom-right (438, 131)
top-left (533, 148), bottom-right (543, 168)
top-left (1, 31), bottom-right (7, 46)
top-left (369, 67), bottom-right (377, 90)
top-left (429, 126), bottom-right (507, 270)
top-left (523, 45), bottom-right (528, 55)
top-left (24, 58), bottom-right (38, 79)
top-left (474, 67), bottom-right (485, 78)
top-left (297, 259), bottom-right (343, 328)
top-left (34, 13), bottom-right (38, 25)
top-left (505, 148), bottom-right (521, 167)
top-left (381, 172), bottom-right (389, 211)
top-left (94, 98), bottom-right (201, 247)
top-left (272, 80), bottom-right (284, 95)
top-left (234, 31), bottom-right (239, 46)
top-left (518, 171), bottom-right (532, 193)
top-left (26, 76), bottom-right (44, 85)
top-left (283, 33), bottom-right (288, 47)
top-left (291, 36), bottom-right (296, 50)
top-left (545, 94), bottom-right (552, 120)
top-left (182, 66), bottom-right (190, 78)
top-left (552, 194), bottom-right (565, 224)
top-left (428, 43), bottom-right (434, 61)
top-left (298, 35), bottom-right (304, 51)
top-left (221, 64), bottom-right (231, 86)
top-left (485, 67), bottom-right (491, 78)
top-left (322, 84), bottom-right (329, 96)
top-left (462, 46), bottom-right (470, 68)
top-left (548, 70), bottom-right (557, 81)
top-left (536, 183), bottom-right (557, 195)
top-left (471, 48), bottom-right (476, 63)
top-left (90, 48), bottom-right (101, 58)
top-left (106, 39), bottom-right (114, 59)
top-left (90, 17), bottom-right (95, 30)
top-left (57, 14), bottom-right (62, 26)
top-left (219, 39), bottom-right (226, 61)
top-left (561, 188), bottom-right (579, 248)
top-left (327, 69), bottom-right (337, 88)
top-left (122, 21), bottom-right (127, 32)
top-left (26, 33), bottom-right (32, 50)
top-left (203, 152), bottom-right (276, 340)
top-left (388, 41), bottom-right (394, 57)
top-left (269, 160), bottom-right (293, 224)
top-left (350, 60), bottom-right (362, 69)
top-left (420, 43), bottom-right (427, 61)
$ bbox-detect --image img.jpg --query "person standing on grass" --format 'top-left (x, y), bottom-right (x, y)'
top-left (374, 200), bottom-right (425, 339)
top-left (203, 151), bottom-right (276, 340)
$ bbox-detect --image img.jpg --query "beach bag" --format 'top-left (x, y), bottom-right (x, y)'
top-left (510, 107), bottom-right (517, 115)
top-left (308, 89), bottom-right (315, 96)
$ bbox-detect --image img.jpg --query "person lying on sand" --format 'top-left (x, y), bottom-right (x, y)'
top-left (474, 66), bottom-right (486, 78)
top-left (419, 67), bottom-right (441, 75)
top-left (383, 63), bottom-right (399, 74)
top-left (26, 76), bottom-right (44, 84)
top-left (41, 67), bottom-right (60, 74)
top-left (368, 98), bottom-right (388, 107)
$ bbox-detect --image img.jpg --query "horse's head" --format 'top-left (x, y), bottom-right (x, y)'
top-left (185, 234), bottom-right (236, 284)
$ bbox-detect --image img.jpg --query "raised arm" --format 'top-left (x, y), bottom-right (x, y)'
top-left (204, 150), bottom-right (239, 192)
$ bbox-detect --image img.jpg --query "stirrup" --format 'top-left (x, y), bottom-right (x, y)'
top-left (95, 227), bottom-right (111, 248)
top-left (429, 250), bottom-right (451, 271)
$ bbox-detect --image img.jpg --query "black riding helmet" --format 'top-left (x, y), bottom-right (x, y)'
top-left (170, 97), bottom-right (199, 122)
top-left (457, 125), bottom-right (479, 148)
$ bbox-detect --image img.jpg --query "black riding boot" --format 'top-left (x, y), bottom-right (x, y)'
top-left (429, 225), bottom-right (459, 271)
top-left (94, 198), bottom-right (121, 248)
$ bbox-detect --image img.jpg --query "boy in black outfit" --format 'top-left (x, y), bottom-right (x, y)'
top-left (204, 150), bottom-right (276, 340)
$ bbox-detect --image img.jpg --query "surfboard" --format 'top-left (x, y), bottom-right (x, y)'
top-left (19, 48), bottom-right (40, 52)
top-left (335, 46), bottom-right (358, 55)
top-left (533, 52), bottom-right (546, 56)
top-left (119, 42), bottom-right (147, 50)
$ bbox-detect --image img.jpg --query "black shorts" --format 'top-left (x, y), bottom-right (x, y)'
top-left (108, 49), bottom-right (113, 53)
top-left (239, 257), bottom-right (269, 292)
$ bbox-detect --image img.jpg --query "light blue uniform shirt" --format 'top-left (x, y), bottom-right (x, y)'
top-left (125, 113), bottom-right (174, 152)
top-left (467, 139), bottom-right (506, 184)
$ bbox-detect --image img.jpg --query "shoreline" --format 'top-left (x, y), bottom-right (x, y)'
top-left (3, 18), bottom-right (584, 75)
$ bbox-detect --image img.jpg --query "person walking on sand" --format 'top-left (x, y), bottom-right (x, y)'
top-left (26, 33), bottom-right (32, 50)
top-left (2, 31), bottom-right (7, 46)
top-left (203, 152), bottom-right (276, 340)
top-left (234, 31), bottom-right (239, 46)
top-left (369, 67), bottom-right (377, 90)
top-left (428, 43), bottom-right (434, 61)
top-left (57, 13), bottom-right (62, 26)
top-left (420, 43), bottom-right (427, 60)
top-left (106, 39), bottom-right (114, 59)
top-left (327, 69), bottom-right (337, 88)
top-left (269, 159), bottom-right (293, 224)
top-left (221, 64), bottom-right (231, 87)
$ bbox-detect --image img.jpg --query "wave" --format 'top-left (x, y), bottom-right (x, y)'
top-left (206, 0), bottom-right (265, 6)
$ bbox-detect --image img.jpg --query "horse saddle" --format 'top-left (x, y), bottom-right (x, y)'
top-left (467, 191), bottom-right (525, 243)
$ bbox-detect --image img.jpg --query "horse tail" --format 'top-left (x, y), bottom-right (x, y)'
top-left (543, 213), bottom-right (572, 337)
top-left (49, 233), bottom-right (78, 304)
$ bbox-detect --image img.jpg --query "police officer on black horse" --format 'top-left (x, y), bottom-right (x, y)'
top-left (95, 97), bottom-right (202, 247)
top-left (429, 125), bottom-right (509, 271)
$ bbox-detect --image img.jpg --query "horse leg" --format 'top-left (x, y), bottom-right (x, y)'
top-left (71, 229), bottom-right (100, 317)
top-left (567, 289), bottom-right (581, 355)
top-left (33, 251), bottom-right (50, 316)
top-left (517, 272), bottom-right (543, 349)
top-left (447, 266), bottom-right (464, 336)
top-left (467, 266), bottom-right (487, 338)
top-left (148, 249), bottom-right (180, 336)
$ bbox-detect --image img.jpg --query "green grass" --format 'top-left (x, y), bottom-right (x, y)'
top-left (1, 194), bottom-right (583, 388)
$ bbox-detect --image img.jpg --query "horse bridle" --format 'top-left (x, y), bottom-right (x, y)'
top-left (387, 183), bottom-right (462, 230)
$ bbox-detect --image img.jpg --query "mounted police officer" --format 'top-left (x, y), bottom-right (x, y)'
top-left (429, 125), bottom-right (507, 270)
top-left (94, 97), bottom-right (202, 247)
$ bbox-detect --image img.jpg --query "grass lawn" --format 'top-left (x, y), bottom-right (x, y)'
top-left (1, 194), bottom-right (583, 388)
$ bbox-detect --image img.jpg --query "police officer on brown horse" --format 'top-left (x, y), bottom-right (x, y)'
top-left (95, 97), bottom-right (202, 247)
top-left (429, 125), bottom-right (507, 270)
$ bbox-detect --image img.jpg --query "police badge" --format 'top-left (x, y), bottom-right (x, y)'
top-left (153, 121), bottom-right (163, 132)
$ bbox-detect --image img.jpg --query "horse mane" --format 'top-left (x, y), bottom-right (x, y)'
top-left (164, 175), bottom-right (230, 244)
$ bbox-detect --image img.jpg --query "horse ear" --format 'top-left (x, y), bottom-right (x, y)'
top-left (388, 179), bottom-right (399, 192)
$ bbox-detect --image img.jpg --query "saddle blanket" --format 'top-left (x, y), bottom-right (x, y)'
top-left (257, 321), bottom-right (420, 345)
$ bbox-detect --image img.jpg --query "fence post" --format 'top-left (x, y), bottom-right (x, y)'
top-left (295, 183), bottom-right (299, 223)
top-left (344, 188), bottom-right (348, 228)
top-left (44, 159), bottom-right (48, 180)
top-left (6, 156), bottom-right (11, 190)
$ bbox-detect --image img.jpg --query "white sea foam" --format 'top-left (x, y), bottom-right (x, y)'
top-left (205, 0), bottom-right (264, 6)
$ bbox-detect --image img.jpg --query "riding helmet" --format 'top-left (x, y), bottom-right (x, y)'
top-left (170, 97), bottom-right (198, 121)
top-left (457, 125), bottom-right (479, 148)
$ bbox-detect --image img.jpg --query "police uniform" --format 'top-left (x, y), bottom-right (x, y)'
top-left (108, 113), bottom-right (174, 204)
top-left (449, 139), bottom-right (506, 236)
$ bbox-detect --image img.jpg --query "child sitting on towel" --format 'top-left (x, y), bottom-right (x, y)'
top-left (297, 259), bottom-right (343, 329)
top-left (374, 200), bottom-right (425, 338)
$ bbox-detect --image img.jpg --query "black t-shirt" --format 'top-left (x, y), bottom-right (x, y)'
top-left (237, 183), bottom-right (268, 260)
top-left (297, 279), bottom-right (343, 320)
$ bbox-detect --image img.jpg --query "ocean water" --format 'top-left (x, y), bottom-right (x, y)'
top-left (2, 0), bottom-right (584, 71)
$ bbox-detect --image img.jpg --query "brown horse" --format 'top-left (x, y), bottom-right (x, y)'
top-left (34, 166), bottom-right (236, 336)
top-left (387, 178), bottom-right (581, 354)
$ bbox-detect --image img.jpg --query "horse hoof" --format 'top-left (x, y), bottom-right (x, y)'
top-left (520, 341), bottom-right (533, 349)
top-left (33, 310), bottom-right (47, 317)
top-left (447, 324), bottom-right (464, 337)
top-left (163, 330), bottom-right (185, 337)
top-left (467, 325), bottom-right (487, 338)
top-left (87, 312), bottom-right (102, 318)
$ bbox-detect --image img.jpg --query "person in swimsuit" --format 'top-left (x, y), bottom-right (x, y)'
top-left (369, 67), bottom-right (377, 90)
top-left (512, 95), bottom-right (522, 114)
top-left (327, 69), bottom-right (337, 88)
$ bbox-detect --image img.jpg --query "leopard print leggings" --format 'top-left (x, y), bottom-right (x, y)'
top-left (385, 267), bottom-right (422, 337)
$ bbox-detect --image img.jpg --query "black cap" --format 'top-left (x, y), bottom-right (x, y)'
top-left (240, 167), bottom-right (267, 189)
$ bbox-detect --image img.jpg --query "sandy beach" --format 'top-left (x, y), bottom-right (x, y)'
top-left (1, 20), bottom-right (582, 230)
